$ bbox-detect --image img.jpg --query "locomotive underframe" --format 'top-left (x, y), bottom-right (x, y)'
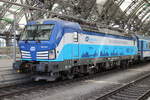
top-left (13, 55), bottom-right (139, 81)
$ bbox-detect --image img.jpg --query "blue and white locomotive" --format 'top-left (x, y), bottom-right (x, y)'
top-left (13, 18), bottom-right (148, 81)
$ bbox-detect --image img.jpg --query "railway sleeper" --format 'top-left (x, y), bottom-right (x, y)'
top-left (123, 86), bottom-right (149, 92)
top-left (110, 95), bottom-right (137, 100)
top-left (119, 90), bottom-right (145, 96)
top-left (115, 92), bottom-right (141, 98)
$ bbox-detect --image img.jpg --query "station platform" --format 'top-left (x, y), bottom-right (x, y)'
top-left (0, 59), bottom-right (31, 87)
top-left (0, 59), bottom-right (13, 69)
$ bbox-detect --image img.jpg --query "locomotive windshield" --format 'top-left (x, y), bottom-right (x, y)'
top-left (20, 24), bottom-right (54, 40)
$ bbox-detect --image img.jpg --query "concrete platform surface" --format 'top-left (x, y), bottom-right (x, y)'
top-left (0, 59), bottom-right (13, 69)
top-left (0, 59), bottom-right (31, 87)
top-left (9, 63), bottom-right (150, 100)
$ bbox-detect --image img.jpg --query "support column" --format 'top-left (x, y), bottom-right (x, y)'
top-left (4, 31), bottom-right (11, 47)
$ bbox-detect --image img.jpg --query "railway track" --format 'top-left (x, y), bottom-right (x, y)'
top-left (0, 62), bottom-right (149, 100)
top-left (96, 72), bottom-right (150, 100)
top-left (0, 68), bottom-right (121, 100)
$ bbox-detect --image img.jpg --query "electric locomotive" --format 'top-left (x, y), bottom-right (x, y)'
top-left (13, 18), bottom-right (139, 81)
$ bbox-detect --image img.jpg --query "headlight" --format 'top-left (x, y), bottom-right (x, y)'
top-left (49, 50), bottom-right (56, 59)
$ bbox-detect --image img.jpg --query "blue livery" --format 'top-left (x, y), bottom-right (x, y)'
top-left (13, 19), bottom-right (150, 81)
top-left (137, 35), bottom-right (150, 59)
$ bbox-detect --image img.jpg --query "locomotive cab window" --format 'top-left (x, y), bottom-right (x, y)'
top-left (20, 24), bottom-right (54, 41)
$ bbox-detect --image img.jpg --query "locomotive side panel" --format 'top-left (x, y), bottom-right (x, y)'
top-left (51, 29), bottom-right (138, 73)
top-left (55, 30), bottom-right (138, 62)
top-left (79, 31), bottom-right (137, 59)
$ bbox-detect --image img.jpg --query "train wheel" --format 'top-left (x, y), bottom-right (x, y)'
top-left (121, 60), bottom-right (128, 69)
top-left (104, 62), bottom-right (111, 70)
top-left (67, 73), bottom-right (75, 80)
top-left (88, 68), bottom-right (95, 74)
top-left (126, 60), bottom-right (131, 68)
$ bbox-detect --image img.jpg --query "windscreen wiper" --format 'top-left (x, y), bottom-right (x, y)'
top-left (35, 30), bottom-right (43, 43)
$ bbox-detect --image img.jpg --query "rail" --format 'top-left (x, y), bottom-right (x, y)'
top-left (96, 72), bottom-right (150, 100)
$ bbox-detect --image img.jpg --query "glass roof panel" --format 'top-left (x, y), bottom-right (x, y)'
top-left (1, 0), bottom-right (150, 34)
top-left (0, 0), bottom-right (25, 30)
top-left (120, 0), bottom-right (133, 11)
top-left (0, 2), bottom-right (3, 6)
top-left (142, 12), bottom-right (150, 22)
top-left (138, 7), bottom-right (149, 19)
top-left (120, 0), bottom-right (142, 15)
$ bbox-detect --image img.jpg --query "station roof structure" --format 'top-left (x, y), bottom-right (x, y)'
top-left (1, 0), bottom-right (150, 37)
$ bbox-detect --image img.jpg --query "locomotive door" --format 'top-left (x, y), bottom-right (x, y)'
top-left (72, 32), bottom-right (79, 58)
